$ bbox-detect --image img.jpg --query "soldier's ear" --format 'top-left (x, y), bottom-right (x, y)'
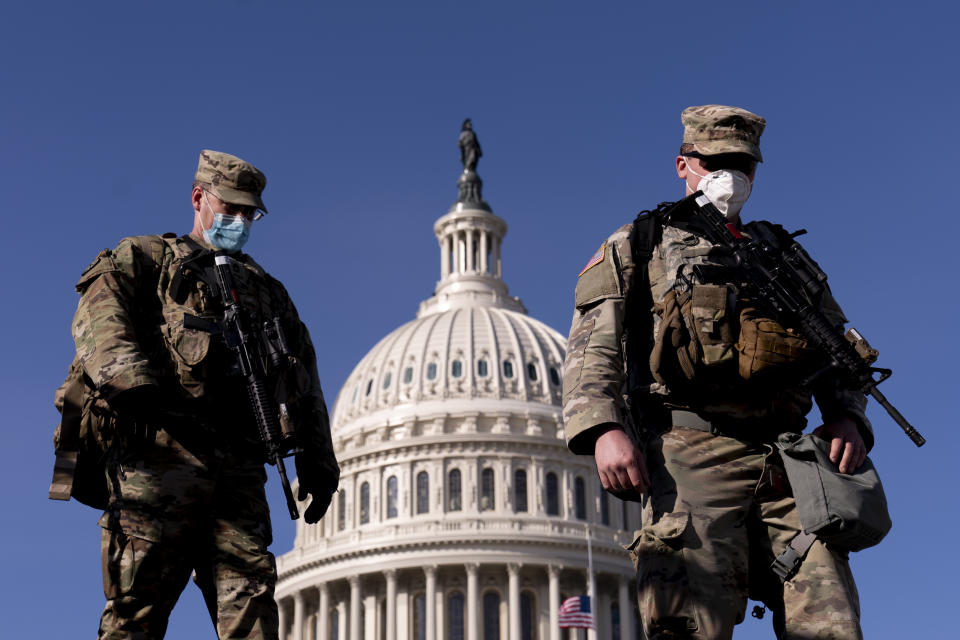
top-left (676, 155), bottom-right (689, 180)
top-left (191, 186), bottom-right (204, 213)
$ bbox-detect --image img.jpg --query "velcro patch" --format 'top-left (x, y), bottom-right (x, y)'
top-left (579, 244), bottom-right (605, 277)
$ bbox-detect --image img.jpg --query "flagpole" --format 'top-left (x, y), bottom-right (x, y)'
top-left (586, 524), bottom-right (596, 639)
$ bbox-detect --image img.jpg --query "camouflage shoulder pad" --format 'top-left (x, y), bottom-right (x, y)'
top-left (574, 225), bottom-right (631, 309)
top-left (76, 248), bottom-right (120, 293)
top-left (126, 234), bottom-right (170, 270)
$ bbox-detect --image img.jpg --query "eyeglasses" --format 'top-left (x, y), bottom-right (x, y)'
top-left (204, 190), bottom-right (265, 221)
top-left (687, 153), bottom-right (757, 176)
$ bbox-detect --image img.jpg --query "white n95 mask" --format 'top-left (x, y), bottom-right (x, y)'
top-left (685, 162), bottom-right (753, 219)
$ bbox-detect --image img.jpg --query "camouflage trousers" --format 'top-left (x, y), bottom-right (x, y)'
top-left (97, 425), bottom-right (279, 640)
top-left (630, 427), bottom-right (862, 640)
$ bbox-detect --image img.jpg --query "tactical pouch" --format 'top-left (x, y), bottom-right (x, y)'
top-left (776, 432), bottom-right (891, 551)
top-left (736, 307), bottom-right (820, 381)
top-left (650, 284), bottom-right (737, 386)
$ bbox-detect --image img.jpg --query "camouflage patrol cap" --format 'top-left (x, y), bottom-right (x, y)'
top-left (194, 150), bottom-right (268, 213)
top-left (681, 105), bottom-right (766, 162)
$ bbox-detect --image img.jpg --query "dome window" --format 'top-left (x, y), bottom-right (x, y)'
top-left (503, 361), bottom-right (514, 379)
top-left (477, 359), bottom-right (488, 377)
top-left (403, 366), bottom-right (414, 384)
top-left (575, 476), bottom-right (587, 520)
top-left (382, 371), bottom-right (392, 389)
top-left (448, 469), bottom-right (462, 512)
top-left (514, 469), bottom-right (528, 513)
top-left (387, 476), bottom-right (398, 519)
top-left (427, 363), bottom-right (438, 380)
top-left (480, 468), bottom-right (495, 511)
top-left (527, 363), bottom-right (538, 381)
top-left (417, 471), bottom-right (430, 514)
top-left (452, 360), bottom-right (463, 378)
top-left (351, 385), bottom-right (358, 403)
top-left (360, 482), bottom-right (370, 524)
top-left (545, 472), bottom-right (559, 516)
top-left (365, 379), bottom-right (373, 396)
top-left (549, 366), bottom-right (560, 386)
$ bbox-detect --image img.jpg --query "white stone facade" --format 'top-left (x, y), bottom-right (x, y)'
top-left (276, 174), bottom-right (639, 640)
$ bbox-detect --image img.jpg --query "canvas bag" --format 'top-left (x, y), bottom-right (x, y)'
top-left (776, 432), bottom-right (892, 551)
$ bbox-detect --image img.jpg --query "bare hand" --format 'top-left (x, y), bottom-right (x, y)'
top-left (813, 417), bottom-right (867, 474)
top-left (594, 424), bottom-right (650, 498)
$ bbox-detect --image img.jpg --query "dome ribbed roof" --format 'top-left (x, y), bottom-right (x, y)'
top-left (331, 305), bottom-right (565, 435)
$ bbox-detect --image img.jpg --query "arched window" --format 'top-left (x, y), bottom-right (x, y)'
top-left (521, 591), bottom-right (536, 640)
top-left (426, 362), bottom-right (438, 380)
top-left (478, 359), bottom-right (488, 377)
top-left (545, 472), bottom-right (559, 516)
top-left (611, 602), bottom-right (621, 640)
top-left (413, 593), bottom-right (426, 640)
top-left (575, 476), bottom-right (587, 520)
top-left (360, 482), bottom-right (370, 524)
top-left (527, 363), bottom-right (538, 381)
top-left (549, 366), bottom-right (561, 386)
top-left (514, 469), bottom-right (528, 513)
top-left (337, 489), bottom-right (346, 531)
top-left (387, 475), bottom-right (398, 519)
top-left (448, 469), bottom-right (462, 512)
top-left (503, 361), bottom-right (514, 379)
top-left (383, 371), bottom-right (392, 389)
top-left (483, 591), bottom-right (501, 640)
top-left (600, 484), bottom-right (610, 526)
top-left (403, 366), bottom-right (414, 384)
top-left (452, 360), bottom-right (463, 378)
top-left (365, 379), bottom-right (373, 396)
top-left (480, 467), bottom-right (495, 511)
top-left (417, 471), bottom-right (429, 514)
top-left (448, 592), bottom-right (465, 640)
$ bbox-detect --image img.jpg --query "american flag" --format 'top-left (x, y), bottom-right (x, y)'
top-left (558, 595), bottom-right (594, 629)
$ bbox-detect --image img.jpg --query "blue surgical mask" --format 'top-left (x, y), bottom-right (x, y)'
top-left (201, 190), bottom-right (252, 252)
top-left (203, 213), bottom-right (251, 253)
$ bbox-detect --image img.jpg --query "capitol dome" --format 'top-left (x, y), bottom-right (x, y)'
top-left (276, 128), bottom-right (638, 640)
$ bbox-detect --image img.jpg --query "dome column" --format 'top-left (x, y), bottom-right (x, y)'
top-left (480, 231), bottom-right (488, 273)
top-left (466, 563), bottom-right (479, 640)
top-left (618, 577), bottom-right (632, 640)
top-left (508, 563), bottom-right (521, 640)
top-left (348, 576), bottom-right (361, 640)
top-left (337, 600), bottom-right (348, 640)
top-left (425, 565), bottom-right (438, 640)
top-left (279, 599), bottom-right (288, 640)
top-left (548, 565), bottom-right (561, 640)
top-left (318, 583), bottom-right (330, 640)
top-left (385, 569), bottom-right (397, 640)
top-left (293, 591), bottom-right (305, 640)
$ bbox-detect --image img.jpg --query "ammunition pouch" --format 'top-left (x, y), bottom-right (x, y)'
top-left (736, 307), bottom-right (821, 382)
top-left (650, 284), bottom-right (737, 387)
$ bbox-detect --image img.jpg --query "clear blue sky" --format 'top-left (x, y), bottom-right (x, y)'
top-left (2, 1), bottom-right (956, 638)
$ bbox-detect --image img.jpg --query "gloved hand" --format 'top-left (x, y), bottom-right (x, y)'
top-left (295, 453), bottom-right (340, 524)
top-left (109, 385), bottom-right (166, 423)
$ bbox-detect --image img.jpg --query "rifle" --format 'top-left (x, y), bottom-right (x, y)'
top-left (665, 192), bottom-right (925, 447)
top-left (208, 251), bottom-right (301, 518)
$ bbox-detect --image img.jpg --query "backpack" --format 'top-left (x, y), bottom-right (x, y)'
top-left (49, 235), bottom-right (171, 509)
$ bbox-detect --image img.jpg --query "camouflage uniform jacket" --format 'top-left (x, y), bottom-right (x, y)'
top-left (562, 215), bottom-right (873, 454)
top-left (70, 233), bottom-right (338, 468)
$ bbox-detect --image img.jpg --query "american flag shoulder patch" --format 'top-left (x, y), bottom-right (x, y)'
top-left (578, 244), bottom-right (605, 277)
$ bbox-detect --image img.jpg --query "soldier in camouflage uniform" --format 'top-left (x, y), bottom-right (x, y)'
top-left (562, 107), bottom-right (870, 639)
top-left (65, 150), bottom-right (339, 639)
